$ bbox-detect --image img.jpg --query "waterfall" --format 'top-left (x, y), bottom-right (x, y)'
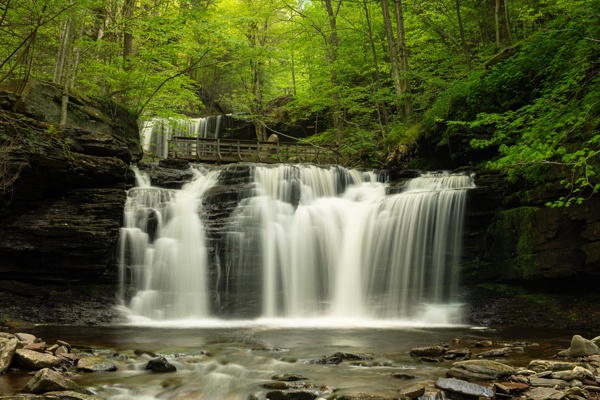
top-left (140, 115), bottom-right (235, 158)
top-left (225, 167), bottom-right (473, 322)
top-left (118, 166), bottom-right (219, 320)
top-left (118, 164), bottom-right (474, 325)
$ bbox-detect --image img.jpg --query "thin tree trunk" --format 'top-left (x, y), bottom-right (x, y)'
top-left (322, 0), bottom-right (344, 143)
top-left (123, 0), bottom-right (134, 70)
top-left (361, 0), bottom-right (388, 136)
top-left (393, 0), bottom-right (411, 118)
top-left (381, 0), bottom-right (403, 117)
top-left (495, 0), bottom-right (501, 47)
top-left (455, 0), bottom-right (471, 72)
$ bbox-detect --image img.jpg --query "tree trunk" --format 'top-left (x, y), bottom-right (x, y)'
top-left (123, 0), bottom-right (134, 70)
top-left (322, 0), bottom-right (344, 143)
top-left (381, 0), bottom-right (403, 117)
top-left (392, 0), bottom-right (411, 119)
top-left (495, 0), bottom-right (511, 47)
top-left (455, 0), bottom-right (471, 72)
top-left (361, 0), bottom-right (388, 137)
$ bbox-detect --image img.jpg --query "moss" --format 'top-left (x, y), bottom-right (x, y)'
top-left (488, 206), bottom-right (540, 279)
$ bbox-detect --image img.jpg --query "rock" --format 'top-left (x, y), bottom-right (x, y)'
top-left (494, 381), bottom-right (530, 394)
top-left (558, 335), bottom-right (600, 357)
top-left (551, 366), bottom-right (595, 381)
top-left (477, 347), bottom-right (512, 357)
top-left (529, 377), bottom-right (570, 388)
top-left (443, 347), bottom-right (471, 360)
top-left (329, 352), bottom-right (373, 361)
top-left (400, 384), bottom-right (426, 398)
top-left (13, 349), bottom-right (63, 370)
top-left (23, 342), bottom-right (47, 353)
top-left (22, 368), bottom-right (91, 394)
top-left (526, 387), bottom-right (566, 400)
top-left (409, 345), bottom-right (445, 357)
top-left (272, 374), bottom-right (308, 382)
top-left (529, 360), bottom-right (582, 372)
top-left (435, 377), bottom-right (495, 398)
top-left (0, 79), bottom-right (141, 288)
top-left (265, 390), bottom-right (318, 399)
top-left (15, 333), bottom-right (36, 346)
top-left (392, 372), bottom-right (416, 379)
top-left (447, 359), bottom-right (515, 380)
top-left (44, 391), bottom-right (105, 400)
top-left (0, 337), bottom-right (17, 373)
top-left (144, 356), bottom-right (176, 373)
top-left (77, 356), bottom-right (117, 372)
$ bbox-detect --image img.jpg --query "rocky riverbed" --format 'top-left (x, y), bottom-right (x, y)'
top-left (1, 329), bottom-right (600, 400)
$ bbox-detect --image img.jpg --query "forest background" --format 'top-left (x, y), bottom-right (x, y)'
top-left (0, 0), bottom-right (598, 205)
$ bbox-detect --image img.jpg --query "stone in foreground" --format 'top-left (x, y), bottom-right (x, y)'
top-left (22, 368), bottom-right (91, 394)
top-left (436, 377), bottom-right (495, 398)
top-left (447, 359), bottom-right (515, 380)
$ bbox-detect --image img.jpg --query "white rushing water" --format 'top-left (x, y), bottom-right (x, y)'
top-left (118, 165), bottom-right (474, 326)
top-left (118, 166), bottom-right (219, 320)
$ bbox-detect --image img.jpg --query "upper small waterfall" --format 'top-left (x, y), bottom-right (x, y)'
top-left (118, 164), bottom-right (474, 325)
top-left (140, 115), bottom-right (235, 158)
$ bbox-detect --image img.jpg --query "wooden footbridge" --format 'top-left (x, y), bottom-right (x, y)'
top-left (168, 137), bottom-right (339, 164)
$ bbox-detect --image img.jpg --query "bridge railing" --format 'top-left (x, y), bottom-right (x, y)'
top-left (168, 137), bottom-right (339, 164)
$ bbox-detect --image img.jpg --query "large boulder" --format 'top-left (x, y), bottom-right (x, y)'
top-left (13, 349), bottom-right (63, 370)
top-left (0, 336), bottom-right (17, 373)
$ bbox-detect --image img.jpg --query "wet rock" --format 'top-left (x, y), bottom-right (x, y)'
top-left (529, 360), bottom-right (583, 372)
top-left (475, 340), bottom-right (494, 347)
top-left (15, 333), bottom-right (36, 347)
top-left (22, 368), bottom-right (91, 394)
top-left (400, 384), bottom-right (426, 398)
top-left (443, 347), bottom-right (471, 360)
top-left (23, 342), bottom-right (47, 353)
top-left (494, 381), bottom-right (530, 394)
top-left (529, 377), bottom-right (570, 388)
top-left (265, 390), bottom-right (320, 399)
top-left (551, 366), bottom-right (595, 381)
top-left (526, 386), bottom-right (566, 400)
top-left (477, 347), bottom-right (512, 357)
top-left (76, 356), bottom-right (117, 372)
top-left (272, 374), bottom-right (309, 382)
top-left (329, 352), bottom-right (373, 361)
top-left (335, 396), bottom-right (395, 400)
top-left (446, 359), bottom-right (515, 380)
top-left (13, 349), bottom-right (63, 370)
top-left (0, 336), bottom-right (17, 373)
top-left (145, 356), bottom-right (176, 373)
top-left (409, 345), bottom-right (445, 357)
top-left (436, 377), bottom-right (495, 398)
top-left (44, 391), bottom-right (105, 400)
top-left (558, 336), bottom-right (600, 357)
top-left (392, 372), bottom-right (416, 379)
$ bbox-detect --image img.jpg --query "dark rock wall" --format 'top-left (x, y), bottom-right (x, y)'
top-left (463, 172), bottom-right (600, 285)
top-left (0, 80), bottom-right (142, 285)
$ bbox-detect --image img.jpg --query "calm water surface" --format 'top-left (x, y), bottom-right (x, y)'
top-left (0, 323), bottom-right (575, 399)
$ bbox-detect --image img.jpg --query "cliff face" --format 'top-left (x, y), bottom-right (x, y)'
top-left (0, 80), bottom-right (142, 285)
top-left (461, 172), bottom-right (600, 285)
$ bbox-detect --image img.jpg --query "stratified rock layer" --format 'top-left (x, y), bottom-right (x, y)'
top-left (0, 79), bottom-right (141, 285)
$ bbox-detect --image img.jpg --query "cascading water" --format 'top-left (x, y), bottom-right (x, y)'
top-left (224, 167), bottom-right (474, 323)
top-left (118, 166), bottom-right (219, 321)
top-left (118, 164), bottom-right (474, 326)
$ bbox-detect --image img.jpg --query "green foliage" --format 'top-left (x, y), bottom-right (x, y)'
top-left (424, 3), bottom-right (600, 205)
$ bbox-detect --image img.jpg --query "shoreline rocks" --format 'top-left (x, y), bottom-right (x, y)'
top-left (1, 331), bottom-right (600, 400)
